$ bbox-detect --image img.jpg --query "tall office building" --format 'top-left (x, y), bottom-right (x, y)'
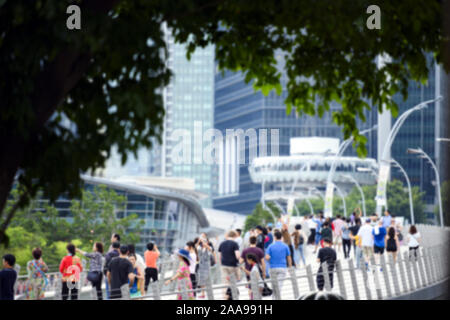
top-left (148, 26), bottom-right (216, 207)
top-left (390, 59), bottom-right (446, 218)
top-left (213, 53), bottom-right (377, 215)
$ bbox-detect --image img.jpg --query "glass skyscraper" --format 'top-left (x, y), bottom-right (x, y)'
top-left (213, 53), bottom-right (377, 215)
top-left (148, 26), bottom-right (216, 207)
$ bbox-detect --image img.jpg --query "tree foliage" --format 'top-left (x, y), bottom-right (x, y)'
top-left (244, 202), bottom-right (281, 233)
top-left (1, 0), bottom-right (449, 243)
top-left (0, 185), bottom-right (142, 268)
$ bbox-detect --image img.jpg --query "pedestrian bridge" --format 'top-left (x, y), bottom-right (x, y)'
top-left (14, 224), bottom-right (450, 300)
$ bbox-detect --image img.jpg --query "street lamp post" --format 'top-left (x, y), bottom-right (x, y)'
top-left (390, 159), bottom-right (414, 225)
top-left (324, 125), bottom-right (377, 217)
top-left (334, 184), bottom-right (347, 217)
top-left (376, 97), bottom-right (443, 216)
top-left (343, 174), bottom-right (367, 218)
top-left (407, 148), bottom-right (444, 227)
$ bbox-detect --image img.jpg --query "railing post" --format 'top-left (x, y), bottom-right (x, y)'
top-left (388, 254), bottom-right (401, 297)
top-left (151, 280), bottom-right (161, 300)
top-left (322, 262), bottom-right (332, 292)
top-left (369, 255), bottom-right (382, 300)
top-left (379, 254), bottom-right (392, 298)
top-left (170, 260), bottom-right (178, 292)
top-left (305, 264), bottom-right (315, 292)
top-left (287, 267), bottom-right (299, 299)
top-left (403, 251), bottom-right (416, 292)
top-left (360, 261), bottom-right (372, 300)
top-left (269, 269), bottom-right (281, 300)
top-left (347, 259), bottom-right (360, 300)
top-left (54, 275), bottom-right (62, 300)
top-left (250, 268), bottom-right (262, 300)
top-left (229, 272), bottom-right (239, 300)
top-left (205, 263), bottom-right (215, 300)
top-left (428, 247), bottom-right (438, 284)
top-left (180, 277), bottom-right (189, 300)
top-left (417, 248), bottom-right (428, 287)
top-left (396, 252), bottom-right (409, 293)
top-left (335, 260), bottom-right (347, 299)
top-left (410, 249), bottom-right (422, 289)
top-left (120, 283), bottom-right (130, 300)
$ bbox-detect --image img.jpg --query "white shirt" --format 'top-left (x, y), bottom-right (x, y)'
top-left (308, 219), bottom-right (317, 229)
top-left (189, 252), bottom-right (197, 274)
top-left (408, 232), bottom-right (421, 247)
top-left (235, 236), bottom-right (243, 249)
top-left (136, 253), bottom-right (146, 272)
top-left (357, 224), bottom-right (374, 247)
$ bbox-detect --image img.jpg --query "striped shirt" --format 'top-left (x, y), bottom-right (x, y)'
top-left (84, 252), bottom-right (104, 272)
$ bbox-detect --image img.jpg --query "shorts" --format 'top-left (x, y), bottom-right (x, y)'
top-left (362, 246), bottom-right (373, 259)
top-left (374, 245), bottom-right (385, 254)
top-left (221, 266), bottom-right (240, 283)
top-left (315, 233), bottom-right (322, 245)
top-left (334, 235), bottom-right (342, 245)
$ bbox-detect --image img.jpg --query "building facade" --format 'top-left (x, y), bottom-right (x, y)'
top-left (390, 60), bottom-right (446, 218)
top-left (148, 26), bottom-right (216, 208)
top-left (213, 54), bottom-right (378, 215)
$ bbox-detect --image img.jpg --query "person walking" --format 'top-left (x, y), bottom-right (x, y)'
top-left (265, 230), bottom-right (292, 298)
top-left (357, 219), bottom-right (374, 270)
top-left (382, 210), bottom-right (392, 229)
top-left (281, 224), bottom-right (296, 268)
top-left (307, 215), bottom-right (317, 245)
top-left (240, 253), bottom-right (264, 300)
top-left (127, 244), bottom-right (146, 273)
top-left (372, 220), bottom-right (387, 267)
top-left (386, 226), bottom-right (400, 262)
top-left (407, 225), bottom-right (421, 260)
top-left (218, 230), bottom-right (241, 299)
top-left (316, 238), bottom-right (337, 291)
top-left (186, 241), bottom-right (198, 297)
top-left (255, 226), bottom-right (265, 251)
top-left (319, 221), bottom-right (333, 249)
top-left (332, 215), bottom-right (345, 252)
top-left (107, 245), bottom-right (135, 299)
top-left (341, 218), bottom-right (352, 259)
top-left (234, 229), bottom-right (243, 250)
top-left (240, 236), bottom-right (266, 281)
top-left (164, 249), bottom-right (195, 300)
top-left (196, 236), bottom-right (214, 299)
top-left (291, 224), bottom-right (306, 267)
top-left (26, 248), bottom-right (48, 300)
top-left (76, 242), bottom-right (104, 300)
top-left (59, 243), bottom-right (83, 300)
top-left (313, 214), bottom-right (323, 253)
top-left (128, 253), bottom-right (145, 298)
top-left (144, 242), bottom-right (160, 292)
top-left (0, 254), bottom-right (17, 300)
top-left (103, 241), bottom-right (120, 299)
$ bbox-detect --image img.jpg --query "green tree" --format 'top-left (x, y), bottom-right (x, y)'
top-left (244, 202), bottom-right (281, 233)
top-left (294, 198), bottom-right (324, 216)
top-left (344, 180), bottom-right (426, 223)
top-left (1, 1), bottom-right (449, 243)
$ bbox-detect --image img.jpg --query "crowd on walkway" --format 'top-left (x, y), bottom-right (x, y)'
top-left (0, 210), bottom-right (423, 300)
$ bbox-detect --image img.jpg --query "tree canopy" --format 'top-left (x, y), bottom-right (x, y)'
top-left (1, 0), bottom-right (449, 244)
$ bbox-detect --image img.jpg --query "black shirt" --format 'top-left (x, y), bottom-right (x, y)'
top-left (317, 247), bottom-right (337, 271)
top-left (108, 257), bottom-right (133, 298)
top-left (349, 225), bottom-right (361, 245)
top-left (218, 240), bottom-right (239, 267)
top-left (320, 227), bottom-right (333, 241)
top-left (0, 268), bottom-right (17, 300)
top-left (256, 234), bottom-right (265, 251)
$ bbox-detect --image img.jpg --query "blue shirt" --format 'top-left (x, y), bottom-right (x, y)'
top-left (372, 227), bottom-right (387, 248)
top-left (313, 219), bottom-right (322, 232)
top-left (264, 233), bottom-right (274, 249)
top-left (382, 215), bottom-right (392, 229)
top-left (266, 241), bottom-right (291, 268)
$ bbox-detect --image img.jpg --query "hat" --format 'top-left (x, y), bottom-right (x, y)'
top-left (177, 249), bottom-right (191, 261)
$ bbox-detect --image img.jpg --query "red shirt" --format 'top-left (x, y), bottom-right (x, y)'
top-left (59, 255), bottom-right (83, 281)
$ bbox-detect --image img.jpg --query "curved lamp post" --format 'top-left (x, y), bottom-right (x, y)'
top-left (390, 158), bottom-right (414, 225)
top-left (407, 148), bottom-right (444, 227)
top-left (324, 125), bottom-right (377, 217)
top-left (343, 174), bottom-right (367, 218)
top-left (375, 97), bottom-right (442, 216)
